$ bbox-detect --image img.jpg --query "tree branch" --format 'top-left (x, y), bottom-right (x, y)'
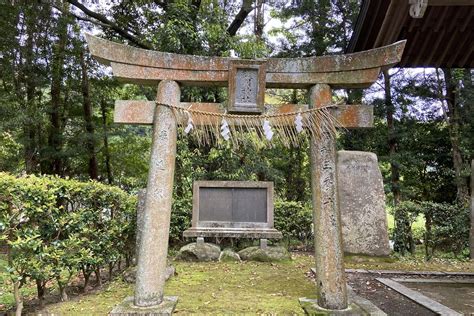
top-left (65, 0), bottom-right (152, 49)
top-left (227, 0), bottom-right (254, 36)
top-left (53, 5), bottom-right (110, 29)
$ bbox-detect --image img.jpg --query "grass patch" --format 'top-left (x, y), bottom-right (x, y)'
top-left (386, 211), bottom-right (425, 230)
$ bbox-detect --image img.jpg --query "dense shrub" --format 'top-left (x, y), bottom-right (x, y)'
top-left (170, 197), bottom-right (192, 244)
top-left (421, 201), bottom-right (469, 258)
top-left (0, 173), bottom-right (136, 312)
top-left (274, 200), bottom-right (313, 248)
top-left (391, 201), bottom-right (421, 255)
top-left (391, 200), bottom-right (469, 258)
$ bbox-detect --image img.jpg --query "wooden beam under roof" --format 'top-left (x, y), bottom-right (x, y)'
top-left (429, 0), bottom-right (474, 6)
top-left (347, 0), bottom-right (474, 68)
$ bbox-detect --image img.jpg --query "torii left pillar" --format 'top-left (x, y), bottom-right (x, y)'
top-left (111, 80), bottom-right (179, 315)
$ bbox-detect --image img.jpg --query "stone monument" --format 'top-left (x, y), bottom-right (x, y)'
top-left (85, 33), bottom-right (405, 314)
top-left (337, 151), bottom-right (391, 256)
top-left (183, 181), bottom-right (282, 241)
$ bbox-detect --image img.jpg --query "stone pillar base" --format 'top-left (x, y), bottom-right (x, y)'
top-left (110, 296), bottom-right (178, 315)
top-left (299, 298), bottom-right (368, 315)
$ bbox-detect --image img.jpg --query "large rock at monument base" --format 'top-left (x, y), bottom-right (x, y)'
top-left (176, 242), bottom-right (221, 262)
top-left (238, 246), bottom-right (291, 262)
top-left (219, 249), bottom-right (241, 262)
top-left (122, 265), bottom-right (175, 283)
top-left (337, 150), bottom-right (391, 257)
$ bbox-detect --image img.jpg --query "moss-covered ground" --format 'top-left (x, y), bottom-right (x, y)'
top-left (26, 254), bottom-right (316, 315)
top-left (1, 253), bottom-right (473, 314)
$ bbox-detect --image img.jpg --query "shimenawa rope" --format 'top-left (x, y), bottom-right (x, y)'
top-left (155, 102), bottom-right (342, 148)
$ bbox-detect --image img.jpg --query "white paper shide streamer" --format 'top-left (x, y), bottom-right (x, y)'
top-left (184, 112), bottom-right (194, 134)
top-left (295, 112), bottom-right (303, 133)
top-left (262, 119), bottom-right (273, 140)
top-left (220, 118), bottom-right (230, 141)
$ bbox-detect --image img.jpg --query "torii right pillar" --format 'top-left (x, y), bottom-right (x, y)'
top-left (309, 84), bottom-right (348, 310)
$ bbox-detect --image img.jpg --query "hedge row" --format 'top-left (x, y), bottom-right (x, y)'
top-left (0, 173), bottom-right (137, 312)
top-left (392, 200), bottom-right (470, 258)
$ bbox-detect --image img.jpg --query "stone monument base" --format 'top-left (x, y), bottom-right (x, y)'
top-left (110, 296), bottom-right (178, 315)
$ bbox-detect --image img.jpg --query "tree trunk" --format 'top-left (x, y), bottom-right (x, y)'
top-left (441, 68), bottom-right (469, 203)
top-left (14, 281), bottom-right (23, 316)
top-left (284, 89), bottom-right (306, 202)
top-left (82, 268), bottom-right (91, 292)
top-left (254, 0), bottom-right (264, 40)
top-left (95, 268), bottom-right (102, 286)
top-left (23, 7), bottom-right (38, 173)
top-left (383, 70), bottom-right (401, 206)
top-left (80, 50), bottom-right (99, 180)
top-left (109, 262), bottom-right (114, 281)
top-left (47, 6), bottom-right (68, 175)
top-left (424, 212), bottom-right (433, 260)
top-left (100, 99), bottom-right (113, 184)
top-left (59, 283), bottom-right (68, 302)
top-left (385, 70), bottom-right (410, 254)
top-left (36, 279), bottom-right (46, 307)
top-left (7, 205), bottom-right (23, 316)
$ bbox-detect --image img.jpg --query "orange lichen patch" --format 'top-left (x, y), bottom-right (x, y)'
top-left (274, 104), bottom-right (305, 114)
top-left (340, 106), bottom-right (360, 127)
top-left (332, 105), bottom-right (373, 128)
top-left (114, 101), bottom-right (155, 125)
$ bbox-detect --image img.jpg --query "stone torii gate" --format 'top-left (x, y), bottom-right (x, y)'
top-left (86, 34), bottom-right (405, 314)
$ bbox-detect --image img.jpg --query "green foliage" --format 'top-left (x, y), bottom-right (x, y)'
top-left (232, 35), bottom-right (269, 59)
top-left (391, 201), bottom-right (421, 255)
top-left (391, 200), bottom-right (469, 258)
top-left (274, 200), bottom-right (313, 248)
top-left (0, 173), bottom-right (136, 302)
top-left (420, 201), bottom-right (469, 258)
top-left (0, 132), bottom-right (22, 173)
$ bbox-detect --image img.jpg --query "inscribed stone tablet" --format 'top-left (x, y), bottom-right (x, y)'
top-left (198, 187), bottom-right (267, 223)
top-left (232, 188), bottom-right (267, 222)
top-left (337, 151), bottom-right (390, 256)
top-left (199, 188), bottom-right (233, 222)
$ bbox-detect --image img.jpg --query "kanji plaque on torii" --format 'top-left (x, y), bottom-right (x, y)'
top-left (85, 34), bottom-right (405, 314)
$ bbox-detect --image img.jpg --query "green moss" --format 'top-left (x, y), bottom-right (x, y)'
top-left (344, 254), bottom-right (396, 264)
top-left (2, 252), bottom-right (473, 314)
top-left (38, 254), bottom-right (316, 314)
top-left (345, 251), bottom-right (474, 272)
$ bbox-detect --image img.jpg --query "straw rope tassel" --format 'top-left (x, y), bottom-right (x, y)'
top-left (162, 102), bottom-right (342, 147)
